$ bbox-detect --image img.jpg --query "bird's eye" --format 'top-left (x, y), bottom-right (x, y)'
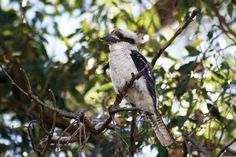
top-left (140, 34), bottom-right (150, 43)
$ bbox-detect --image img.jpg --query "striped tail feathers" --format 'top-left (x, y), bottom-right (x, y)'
top-left (146, 113), bottom-right (173, 146)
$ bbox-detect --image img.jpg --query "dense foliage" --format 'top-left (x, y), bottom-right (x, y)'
top-left (0, 0), bottom-right (236, 156)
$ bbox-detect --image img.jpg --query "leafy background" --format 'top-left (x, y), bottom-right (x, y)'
top-left (0, 0), bottom-right (236, 156)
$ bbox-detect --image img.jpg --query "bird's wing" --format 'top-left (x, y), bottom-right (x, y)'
top-left (130, 50), bottom-right (157, 111)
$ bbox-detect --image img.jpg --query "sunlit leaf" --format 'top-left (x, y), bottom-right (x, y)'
top-left (192, 39), bottom-right (203, 47)
top-left (98, 82), bottom-right (113, 92)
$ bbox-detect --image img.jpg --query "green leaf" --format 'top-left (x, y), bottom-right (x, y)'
top-left (207, 31), bottom-right (213, 40)
top-left (163, 52), bottom-right (177, 61)
top-left (227, 3), bottom-right (234, 17)
top-left (98, 82), bottom-right (113, 92)
top-left (171, 116), bottom-right (188, 128)
top-left (233, 105), bottom-right (236, 113)
top-left (188, 91), bottom-right (193, 105)
top-left (176, 0), bottom-right (185, 6)
top-left (212, 71), bottom-right (225, 79)
top-left (185, 46), bottom-right (201, 56)
top-left (157, 145), bottom-right (168, 157)
top-left (200, 88), bottom-right (211, 100)
top-left (232, 0), bottom-right (236, 5)
top-left (221, 61), bottom-right (230, 69)
top-left (155, 67), bottom-right (166, 78)
top-left (174, 77), bottom-right (190, 98)
top-left (83, 78), bottom-right (97, 94)
top-left (196, 10), bottom-right (202, 23)
top-left (207, 103), bottom-right (221, 121)
top-left (178, 61), bottom-right (196, 73)
top-left (177, 116), bottom-right (188, 128)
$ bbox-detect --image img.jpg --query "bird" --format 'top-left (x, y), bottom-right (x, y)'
top-left (100, 28), bottom-right (173, 146)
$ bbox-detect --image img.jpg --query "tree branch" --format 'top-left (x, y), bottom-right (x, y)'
top-left (41, 89), bottom-right (57, 155)
top-left (129, 111), bottom-right (137, 157)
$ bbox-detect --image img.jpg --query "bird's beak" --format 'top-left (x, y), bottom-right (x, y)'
top-left (100, 35), bottom-right (118, 45)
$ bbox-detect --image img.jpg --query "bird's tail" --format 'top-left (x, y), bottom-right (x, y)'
top-left (146, 113), bottom-right (173, 146)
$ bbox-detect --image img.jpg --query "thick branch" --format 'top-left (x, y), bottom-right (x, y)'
top-left (129, 111), bottom-right (137, 157)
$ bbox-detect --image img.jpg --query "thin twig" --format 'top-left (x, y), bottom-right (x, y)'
top-left (207, 0), bottom-right (236, 43)
top-left (20, 67), bottom-right (33, 95)
top-left (49, 89), bottom-right (57, 135)
top-left (183, 139), bottom-right (191, 157)
top-left (151, 9), bottom-right (199, 67)
top-left (67, 124), bottom-right (84, 146)
top-left (39, 103), bottom-right (51, 136)
top-left (216, 137), bottom-right (236, 157)
top-left (77, 133), bottom-right (90, 156)
top-left (76, 119), bottom-right (91, 155)
top-left (56, 118), bottom-right (79, 149)
top-left (20, 67), bottom-right (37, 114)
top-left (27, 120), bottom-right (41, 155)
top-left (0, 63), bottom-right (80, 119)
top-left (0, 64), bottom-right (28, 96)
top-left (41, 89), bottom-right (57, 155)
top-left (113, 128), bottom-right (132, 157)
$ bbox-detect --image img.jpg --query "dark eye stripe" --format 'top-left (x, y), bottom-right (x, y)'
top-left (115, 31), bottom-right (136, 44)
top-left (111, 30), bottom-right (136, 44)
top-left (119, 37), bottom-right (136, 44)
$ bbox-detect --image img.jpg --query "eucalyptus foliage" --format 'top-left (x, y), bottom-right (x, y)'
top-left (0, 0), bottom-right (236, 156)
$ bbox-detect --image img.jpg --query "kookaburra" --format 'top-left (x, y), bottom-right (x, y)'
top-left (100, 29), bottom-right (173, 146)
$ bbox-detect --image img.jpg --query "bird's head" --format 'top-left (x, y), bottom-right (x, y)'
top-left (100, 29), bottom-right (138, 45)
